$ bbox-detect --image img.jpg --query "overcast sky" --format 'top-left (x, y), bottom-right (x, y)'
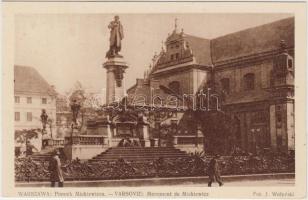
top-left (15, 13), bottom-right (292, 96)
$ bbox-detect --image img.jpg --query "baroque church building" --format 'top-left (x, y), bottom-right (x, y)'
top-left (125, 17), bottom-right (294, 154)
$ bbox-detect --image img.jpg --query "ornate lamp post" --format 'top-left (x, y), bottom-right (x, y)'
top-left (40, 109), bottom-right (49, 148)
top-left (40, 109), bottom-right (48, 133)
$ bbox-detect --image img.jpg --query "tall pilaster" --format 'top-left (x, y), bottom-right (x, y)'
top-left (269, 40), bottom-right (294, 152)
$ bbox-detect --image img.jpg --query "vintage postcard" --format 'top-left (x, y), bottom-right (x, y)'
top-left (1, 1), bottom-right (307, 199)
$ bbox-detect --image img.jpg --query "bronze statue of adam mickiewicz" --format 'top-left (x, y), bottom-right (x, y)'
top-left (106, 15), bottom-right (124, 58)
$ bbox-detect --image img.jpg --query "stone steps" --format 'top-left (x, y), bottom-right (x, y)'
top-left (98, 150), bottom-right (185, 155)
top-left (96, 152), bottom-right (187, 157)
top-left (91, 155), bottom-right (190, 160)
top-left (89, 147), bottom-right (189, 162)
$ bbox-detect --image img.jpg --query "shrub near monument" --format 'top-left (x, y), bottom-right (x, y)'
top-left (15, 151), bottom-right (294, 182)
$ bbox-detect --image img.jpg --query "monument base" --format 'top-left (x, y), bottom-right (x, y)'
top-left (64, 144), bottom-right (108, 160)
top-left (63, 135), bottom-right (108, 160)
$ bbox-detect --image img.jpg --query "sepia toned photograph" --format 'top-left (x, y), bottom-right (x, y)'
top-left (1, 2), bottom-right (307, 199)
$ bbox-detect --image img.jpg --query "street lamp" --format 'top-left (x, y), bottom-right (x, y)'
top-left (40, 109), bottom-right (48, 133)
top-left (40, 109), bottom-right (48, 148)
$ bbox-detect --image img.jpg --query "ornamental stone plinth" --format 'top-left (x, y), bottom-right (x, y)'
top-left (103, 56), bottom-right (129, 104)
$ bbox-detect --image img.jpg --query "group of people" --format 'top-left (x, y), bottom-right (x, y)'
top-left (118, 137), bottom-right (141, 147)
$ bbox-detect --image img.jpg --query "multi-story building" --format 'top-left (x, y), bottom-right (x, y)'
top-left (14, 65), bottom-right (57, 134)
top-left (125, 17), bottom-right (294, 153)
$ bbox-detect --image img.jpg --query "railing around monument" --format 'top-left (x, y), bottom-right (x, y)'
top-left (64, 135), bottom-right (105, 145)
top-left (43, 138), bottom-right (65, 147)
top-left (52, 138), bottom-right (65, 146)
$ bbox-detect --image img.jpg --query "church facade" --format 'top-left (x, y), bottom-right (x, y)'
top-left (125, 17), bottom-right (294, 154)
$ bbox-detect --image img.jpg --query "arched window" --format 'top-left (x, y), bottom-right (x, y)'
top-left (220, 78), bottom-right (230, 94)
top-left (168, 81), bottom-right (180, 94)
top-left (243, 73), bottom-right (255, 90)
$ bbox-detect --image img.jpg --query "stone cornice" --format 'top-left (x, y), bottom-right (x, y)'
top-left (214, 47), bottom-right (294, 71)
top-left (156, 56), bottom-right (194, 69)
top-left (222, 97), bottom-right (294, 111)
top-left (14, 91), bottom-right (57, 97)
top-left (151, 63), bottom-right (211, 77)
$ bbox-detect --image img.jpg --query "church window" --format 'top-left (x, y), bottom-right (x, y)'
top-left (220, 78), bottom-right (230, 94)
top-left (243, 73), bottom-right (255, 90)
top-left (276, 105), bottom-right (281, 111)
top-left (168, 81), bottom-right (181, 94)
top-left (276, 113), bottom-right (282, 123)
top-left (288, 58), bottom-right (293, 69)
top-left (275, 105), bottom-right (283, 127)
top-left (252, 111), bottom-right (266, 124)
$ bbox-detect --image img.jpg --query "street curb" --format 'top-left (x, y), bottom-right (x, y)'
top-left (16, 173), bottom-right (294, 187)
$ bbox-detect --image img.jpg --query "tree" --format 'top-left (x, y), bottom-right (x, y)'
top-left (160, 81), bottom-right (240, 155)
top-left (194, 110), bottom-right (239, 154)
top-left (64, 82), bottom-right (104, 131)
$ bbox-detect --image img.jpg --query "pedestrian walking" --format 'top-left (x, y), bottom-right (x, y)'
top-left (207, 154), bottom-right (223, 187)
top-left (49, 150), bottom-right (64, 187)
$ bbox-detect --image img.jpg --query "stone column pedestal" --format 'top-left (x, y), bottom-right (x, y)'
top-left (103, 56), bottom-right (129, 104)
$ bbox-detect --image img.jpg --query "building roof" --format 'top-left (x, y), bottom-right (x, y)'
top-left (211, 17), bottom-right (294, 63)
top-left (184, 34), bottom-right (213, 66)
top-left (127, 79), bottom-right (187, 109)
top-left (129, 17), bottom-right (294, 106)
top-left (14, 65), bottom-right (57, 96)
top-left (151, 17), bottom-right (294, 74)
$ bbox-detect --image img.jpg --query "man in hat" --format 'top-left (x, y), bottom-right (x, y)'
top-left (207, 154), bottom-right (223, 187)
top-left (49, 150), bottom-right (64, 187)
